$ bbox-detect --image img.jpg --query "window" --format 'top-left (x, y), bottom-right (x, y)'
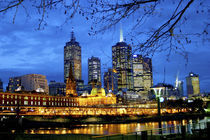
top-left (24, 101), bottom-right (28, 105)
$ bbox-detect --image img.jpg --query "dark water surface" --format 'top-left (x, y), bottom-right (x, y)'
top-left (13, 117), bottom-right (209, 135)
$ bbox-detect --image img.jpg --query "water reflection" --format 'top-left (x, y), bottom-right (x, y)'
top-left (12, 118), bottom-right (208, 135)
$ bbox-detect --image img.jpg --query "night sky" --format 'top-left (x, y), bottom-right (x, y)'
top-left (0, 1), bottom-right (209, 95)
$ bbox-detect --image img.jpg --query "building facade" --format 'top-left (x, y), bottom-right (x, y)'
top-left (66, 63), bottom-right (77, 97)
top-left (7, 76), bottom-right (21, 93)
top-left (88, 56), bottom-right (101, 84)
top-left (103, 68), bottom-right (118, 94)
top-left (112, 29), bottom-right (133, 91)
top-left (49, 81), bottom-right (66, 96)
top-left (64, 30), bottom-right (82, 83)
top-left (133, 55), bottom-right (153, 98)
top-left (186, 72), bottom-right (200, 96)
top-left (0, 79), bottom-right (3, 92)
top-left (21, 74), bottom-right (49, 94)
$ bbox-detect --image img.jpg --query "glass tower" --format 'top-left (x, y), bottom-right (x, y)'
top-left (88, 56), bottom-right (101, 84)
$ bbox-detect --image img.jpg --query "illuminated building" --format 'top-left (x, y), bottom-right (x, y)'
top-left (64, 28), bottom-right (82, 83)
top-left (49, 81), bottom-right (66, 96)
top-left (0, 79), bottom-right (3, 92)
top-left (66, 63), bottom-right (77, 97)
top-left (0, 91), bottom-right (186, 116)
top-left (174, 74), bottom-right (184, 97)
top-left (104, 68), bottom-right (118, 94)
top-left (186, 72), bottom-right (200, 96)
top-left (7, 76), bottom-right (21, 92)
top-left (112, 27), bottom-right (133, 91)
top-left (88, 56), bottom-right (101, 84)
top-left (21, 74), bottom-right (49, 94)
top-left (133, 55), bottom-right (153, 99)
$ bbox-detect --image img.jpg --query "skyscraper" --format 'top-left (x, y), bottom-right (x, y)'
top-left (186, 72), bottom-right (200, 96)
top-left (104, 68), bottom-right (118, 94)
top-left (112, 27), bottom-right (133, 91)
top-left (88, 56), bottom-right (101, 84)
top-left (64, 29), bottom-right (81, 83)
top-left (0, 79), bottom-right (3, 92)
top-left (133, 54), bottom-right (153, 98)
top-left (174, 73), bottom-right (184, 97)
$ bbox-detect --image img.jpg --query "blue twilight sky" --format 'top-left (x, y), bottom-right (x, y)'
top-left (0, 1), bottom-right (209, 95)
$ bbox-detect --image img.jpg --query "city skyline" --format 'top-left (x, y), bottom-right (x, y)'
top-left (0, 1), bottom-right (209, 95)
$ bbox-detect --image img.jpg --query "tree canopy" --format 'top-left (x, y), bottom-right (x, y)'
top-left (0, 0), bottom-right (209, 57)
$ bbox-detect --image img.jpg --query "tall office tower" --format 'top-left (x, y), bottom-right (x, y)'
top-left (174, 74), bottom-right (184, 97)
top-left (186, 72), bottom-right (200, 96)
top-left (133, 54), bottom-right (153, 98)
top-left (21, 74), bottom-right (49, 94)
top-left (88, 56), bottom-right (101, 84)
top-left (112, 27), bottom-right (133, 91)
top-left (104, 69), bottom-right (118, 94)
top-left (64, 29), bottom-right (81, 83)
top-left (0, 79), bottom-right (3, 92)
top-left (66, 63), bottom-right (77, 96)
top-left (7, 76), bottom-right (21, 92)
top-left (49, 80), bottom-right (66, 96)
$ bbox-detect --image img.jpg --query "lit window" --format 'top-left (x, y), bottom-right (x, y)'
top-left (24, 101), bottom-right (28, 105)
top-left (43, 102), bottom-right (46, 106)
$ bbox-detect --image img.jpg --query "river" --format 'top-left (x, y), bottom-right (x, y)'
top-left (16, 116), bottom-right (209, 135)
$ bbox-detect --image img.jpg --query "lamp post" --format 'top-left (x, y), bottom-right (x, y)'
top-left (152, 85), bottom-right (165, 135)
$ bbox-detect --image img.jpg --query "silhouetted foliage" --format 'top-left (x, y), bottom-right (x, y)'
top-left (0, 0), bottom-right (209, 57)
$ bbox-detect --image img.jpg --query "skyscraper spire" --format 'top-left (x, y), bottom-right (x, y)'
top-left (120, 23), bottom-right (124, 42)
top-left (71, 27), bottom-right (76, 42)
top-left (175, 71), bottom-right (179, 88)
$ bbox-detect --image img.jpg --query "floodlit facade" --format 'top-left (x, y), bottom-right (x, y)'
top-left (21, 74), bottom-right (49, 94)
top-left (64, 29), bottom-right (81, 83)
top-left (66, 63), bottom-right (77, 97)
top-left (104, 68), bottom-right (118, 94)
top-left (133, 55), bottom-right (153, 98)
top-left (88, 56), bottom-right (101, 83)
top-left (174, 75), bottom-right (184, 97)
top-left (186, 72), bottom-right (200, 96)
top-left (112, 28), bottom-right (133, 91)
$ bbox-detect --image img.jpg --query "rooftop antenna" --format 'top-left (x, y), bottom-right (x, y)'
top-left (163, 67), bottom-right (165, 83)
top-left (119, 23), bottom-right (124, 42)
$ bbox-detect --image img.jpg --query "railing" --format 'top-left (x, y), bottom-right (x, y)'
top-left (91, 121), bottom-right (209, 140)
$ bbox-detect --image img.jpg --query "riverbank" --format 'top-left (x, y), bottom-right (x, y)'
top-left (1, 112), bottom-right (208, 129)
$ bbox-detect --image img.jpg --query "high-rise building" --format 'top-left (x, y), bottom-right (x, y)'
top-left (174, 74), bottom-right (184, 97)
top-left (186, 72), bottom-right (200, 96)
top-left (88, 56), bottom-right (101, 84)
top-left (0, 79), bottom-right (3, 92)
top-left (64, 29), bottom-right (81, 83)
top-left (49, 81), bottom-right (66, 96)
top-left (7, 76), bottom-right (21, 92)
top-left (112, 27), bottom-right (133, 91)
top-left (133, 55), bottom-right (153, 98)
top-left (104, 69), bottom-right (118, 94)
top-left (21, 74), bottom-right (49, 94)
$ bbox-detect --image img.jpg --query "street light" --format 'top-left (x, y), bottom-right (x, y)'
top-left (152, 84), bottom-right (165, 135)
